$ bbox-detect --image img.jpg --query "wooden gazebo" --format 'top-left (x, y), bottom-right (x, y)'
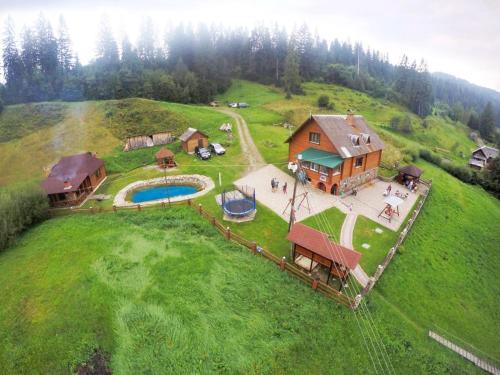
top-left (397, 165), bottom-right (423, 184)
top-left (287, 223), bottom-right (362, 287)
top-left (155, 148), bottom-right (176, 168)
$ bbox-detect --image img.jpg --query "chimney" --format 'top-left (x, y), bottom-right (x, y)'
top-left (346, 110), bottom-right (355, 126)
top-left (63, 180), bottom-right (72, 190)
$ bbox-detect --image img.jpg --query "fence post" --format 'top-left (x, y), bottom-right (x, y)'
top-left (226, 226), bottom-right (231, 240)
top-left (90, 206), bottom-right (95, 214)
top-left (137, 204), bottom-right (141, 211)
top-left (312, 278), bottom-right (319, 290)
top-left (352, 294), bottom-right (362, 310)
top-left (280, 257), bottom-right (286, 271)
top-left (374, 264), bottom-right (384, 281)
top-left (251, 242), bottom-right (257, 254)
top-left (113, 205), bottom-right (117, 213)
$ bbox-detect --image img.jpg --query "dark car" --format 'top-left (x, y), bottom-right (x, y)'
top-left (195, 146), bottom-right (211, 160)
top-left (209, 143), bottom-right (226, 155)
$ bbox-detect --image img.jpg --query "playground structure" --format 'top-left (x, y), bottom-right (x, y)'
top-left (221, 185), bottom-right (257, 221)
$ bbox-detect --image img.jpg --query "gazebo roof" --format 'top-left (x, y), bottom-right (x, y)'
top-left (287, 223), bottom-right (361, 270)
top-left (155, 149), bottom-right (174, 159)
top-left (399, 165), bottom-right (423, 178)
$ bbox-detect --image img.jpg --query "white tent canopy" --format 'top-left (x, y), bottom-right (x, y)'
top-left (384, 195), bottom-right (404, 208)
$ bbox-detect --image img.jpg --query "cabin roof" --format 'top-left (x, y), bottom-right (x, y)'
top-left (287, 223), bottom-right (361, 270)
top-left (41, 152), bottom-right (104, 195)
top-left (179, 127), bottom-right (208, 142)
top-left (286, 114), bottom-right (384, 158)
top-left (472, 146), bottom-right (498, 160)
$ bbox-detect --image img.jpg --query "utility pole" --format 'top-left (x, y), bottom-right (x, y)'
top-left (287, 154), bottom-right (302, 233)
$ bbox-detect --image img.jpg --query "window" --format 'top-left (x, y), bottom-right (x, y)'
top-left (350, 134), bottom-right (360, 146)
top-left (95, 168), bottom-right (101, 178)
top-left (310, 162), bottom-right (319, 172)
top-left (332, 166), bottom-right (341, 176)
top-left (319, 165), bottom-right (329, 175)
top-left (361, 133), bottom-right (371, 144)
top-left (355, 157), bottom-right (363, 167)
top-left (309, 132), bottom-right (320, 144)
top-left (302, 161), bottom-right (311, 169)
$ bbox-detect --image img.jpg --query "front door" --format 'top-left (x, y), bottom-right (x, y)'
top-left (198, 138), bottom-right (204, 147)
top-left (331, 184), bottom-right (338, 195)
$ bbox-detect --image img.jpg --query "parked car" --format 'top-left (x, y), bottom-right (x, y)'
top-left (194, 146), bottom-right (211, 160)
top-left (209, 143), bottom-right (226, 155)
top-left (228, 102), bottom-right (238, 108)
top-left (238, 102), bottom-right (250, 108)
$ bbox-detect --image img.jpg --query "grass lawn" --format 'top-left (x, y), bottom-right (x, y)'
top-left (0, 207), bottom-right (482, 374)
top-left (301, 206), bottom-right (346, 242)
top-left (352, 216), bottom-right (400, 276)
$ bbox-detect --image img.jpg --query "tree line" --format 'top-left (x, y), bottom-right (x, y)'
top-left (0, 15), bottom-right (498, 135)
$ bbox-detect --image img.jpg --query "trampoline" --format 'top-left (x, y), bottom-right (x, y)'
top-left (221, 186), bottom-right (256, 218)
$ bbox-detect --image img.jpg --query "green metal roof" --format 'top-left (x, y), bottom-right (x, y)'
top-left (298, 148), bottom-right (343, 168)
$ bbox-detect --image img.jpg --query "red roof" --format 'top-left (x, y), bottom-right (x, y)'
top-left (41, 152), bottom-right (104, 195)
top-left (287, 223), bottom-right (361, 270)
top-left (155, 148), bottom-right (174, 158)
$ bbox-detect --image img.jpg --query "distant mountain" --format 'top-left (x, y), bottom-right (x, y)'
top-left (431, 72), bottom-right (500, 126)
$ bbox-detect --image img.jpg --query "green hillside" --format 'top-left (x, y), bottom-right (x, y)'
top-left (0, 207), bottom-right (485, 374)
top-left (0, 99), bottom-right (229, 186)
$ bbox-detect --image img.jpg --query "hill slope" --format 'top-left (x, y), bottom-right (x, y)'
top-left (0, 99), bottom-right (226, 186)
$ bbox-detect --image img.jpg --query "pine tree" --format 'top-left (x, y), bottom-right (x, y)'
top-left (137, 17), bottom-right (156, 66)
top-left (96, 16), bottom-right (119, 68)
top-left (2, 16), bottom-right (24, 103)
top-left (283, 44), bottom-right (302, 96)
top-left (480, 102), bottom-right (495, 140)
top-left (57, 16), bottom-right (73, 72)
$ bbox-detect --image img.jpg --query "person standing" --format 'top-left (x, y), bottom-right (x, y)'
top-left (271, 178), bottom-right (275, 192)
top-left (283, 182), bottom-right (288, 194)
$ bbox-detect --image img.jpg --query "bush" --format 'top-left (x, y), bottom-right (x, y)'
top-left (317, 95), bottom-right (330, 108)
top-left (0, 97), bottom-right (4, 114)
top-left (390, 115), bottom-right (413, 134)
top-left (0, 185), bottom-right (49, 251)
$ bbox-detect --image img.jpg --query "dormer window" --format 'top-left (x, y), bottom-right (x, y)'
top-left (350, 134), bottom-right (360, 146)
top-left (361, 133), bottom-right (371, 144)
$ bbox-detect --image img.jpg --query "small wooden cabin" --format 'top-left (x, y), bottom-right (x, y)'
top-left (287, 223), bottom-right (361, 285)
top-left (179, 127), bottom-right (209, 154)
top-left (41, 152), bottom-right (107, 208)
top-left (155, 148), bottom-right (176, 168)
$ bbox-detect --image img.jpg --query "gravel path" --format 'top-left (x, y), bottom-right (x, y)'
top-left (217, 108), bottom-right (264, 173)
top-left (340, 213), bottom-right (370, 287)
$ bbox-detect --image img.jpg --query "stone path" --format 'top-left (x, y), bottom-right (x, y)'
top-left (217, 108), bottom-right (264, 173)
top-left (429, 331), bottom-right (499, 375)
top-left (340, 213), bottom-right (370, 287)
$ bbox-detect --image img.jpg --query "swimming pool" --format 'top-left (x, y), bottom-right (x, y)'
top-left (131, 185), bottom-right (198, 203)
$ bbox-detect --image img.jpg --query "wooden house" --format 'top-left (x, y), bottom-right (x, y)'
top-left (179, 127), bottom-right (209, 153)
top-left (287, 223), bottom-right (361, 285)
top-left (468, 146), bottom-right (498, 170)
top-left (41, 152), bottom-right (106, 208)
top-left (155, 148), bottom-right (176, 168)
top-left (286, 111), bottom-right (384, 195)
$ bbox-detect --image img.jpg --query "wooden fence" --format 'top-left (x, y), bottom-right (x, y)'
top-left (49, 199), bottom-right (355, 309)
top-left (358, 179), bottom-right (433, 297)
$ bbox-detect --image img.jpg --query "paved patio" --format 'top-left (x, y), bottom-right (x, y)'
top-left (234, 164), bottom-right (425, 231)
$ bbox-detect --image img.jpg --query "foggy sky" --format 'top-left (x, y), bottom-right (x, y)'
top-left (1, 0), bottom-right (499, 92)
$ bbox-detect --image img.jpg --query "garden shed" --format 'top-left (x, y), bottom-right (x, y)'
top-left (287, 223), bottom-right (361, 285)
top-left (179, 127), bottom-right (209, 154)
top-left (155, 148), bottom-right (176, 168)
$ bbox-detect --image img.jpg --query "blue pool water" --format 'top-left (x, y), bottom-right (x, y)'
top-left (131, 185), bottom-right (198, 203)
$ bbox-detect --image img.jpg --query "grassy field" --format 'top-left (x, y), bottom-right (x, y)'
top-left (0, 207), bottom-right (484, 374)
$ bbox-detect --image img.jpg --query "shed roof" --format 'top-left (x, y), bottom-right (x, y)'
top-left (286, 114), bottom-right (384, 158)
top-left (287, 223), bottom-right (361, 270)
top-left (473, 146), bottom-right (499, 160)
top-left (155, 148), bottom-right (174, 159)
top-left (179, 127), bottom-right (208, 142)
top-left (41, 152), bottom-right (104, 195)
top-left (299, 147), bottom-right (343, 168)
top-left (399, 165), bottom-right (423, 178)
